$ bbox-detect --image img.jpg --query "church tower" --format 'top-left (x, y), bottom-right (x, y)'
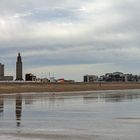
top-left (16, 53), bottom-right (23, 80)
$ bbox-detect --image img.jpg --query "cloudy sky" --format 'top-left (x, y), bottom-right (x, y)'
top-left (0, 0), bottom-right (140, 81)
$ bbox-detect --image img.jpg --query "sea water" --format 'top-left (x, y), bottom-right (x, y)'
top-left (0, 89), bottom-right (140, 140)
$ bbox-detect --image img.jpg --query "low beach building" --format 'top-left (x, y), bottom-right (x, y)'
top-left (99, 72), bottom-right (140, 82)
top-left (104, 72), bottom-right (125, 82)
top-left (25, 73), bottom-right (36, 81)
top-left (83, 75), bottom-right (98, 82)
top-left (0, 76), bottom-right (13, 81)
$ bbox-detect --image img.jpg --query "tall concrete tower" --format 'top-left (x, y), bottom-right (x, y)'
top-left (16, 53), bottom-right (23, 80)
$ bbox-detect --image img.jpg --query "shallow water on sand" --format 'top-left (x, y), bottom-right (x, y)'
top-left (1, 89), bottom-right (140, 140)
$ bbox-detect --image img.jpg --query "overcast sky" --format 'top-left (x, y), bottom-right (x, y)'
top-left (0, 0), bottom-right (140, 81)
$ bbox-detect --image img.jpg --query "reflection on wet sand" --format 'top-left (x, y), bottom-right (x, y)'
top-left (0, 90), bottom-right (140, 140)
top-left (83, 91), bottom-right (140, 103)
top-left (15, 95), bottom-right (22, 127)
top-left (0, 96), bottom-right (3, 116)
top-left (24, 94), bottom-right (64, 107)
top-left (25, 96), bottom-right (33, 105)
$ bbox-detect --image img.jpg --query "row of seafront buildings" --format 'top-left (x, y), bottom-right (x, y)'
top-left (1, 53), bottom-right (140, 83)
top-left (0, 53), bottom-right (23, 81)
top-left (0, 53), bottom-right (75, 83)
top-left (0, 53), bottom-right (40, 82)
top-left (0, 53), bottom-right (39, 82)
top-left (84, 72), bottom-right (140, 83)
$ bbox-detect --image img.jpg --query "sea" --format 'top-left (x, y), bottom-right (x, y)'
top-left (0, 89), bottom-right (140, 140)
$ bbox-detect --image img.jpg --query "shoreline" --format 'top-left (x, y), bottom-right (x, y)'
top-left (1, 82), bottom-right (140, 94)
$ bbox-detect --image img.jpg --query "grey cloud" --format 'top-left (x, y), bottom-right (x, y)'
top-left (0, 0), bottom-right (140, 80)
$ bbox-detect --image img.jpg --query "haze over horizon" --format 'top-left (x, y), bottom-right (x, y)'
top-left (0, 0), bottom-right (140, 81)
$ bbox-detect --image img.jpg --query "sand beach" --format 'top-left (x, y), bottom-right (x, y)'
top-left (0, 82), bottom-right (140, 94)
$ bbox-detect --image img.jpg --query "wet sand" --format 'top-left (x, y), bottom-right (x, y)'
top-left (1, 82), bottom-right (140, 94)
top-left (1, 90), bottom-right (140, 140)
top-left (0, 133), bottom-right (97, 140)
